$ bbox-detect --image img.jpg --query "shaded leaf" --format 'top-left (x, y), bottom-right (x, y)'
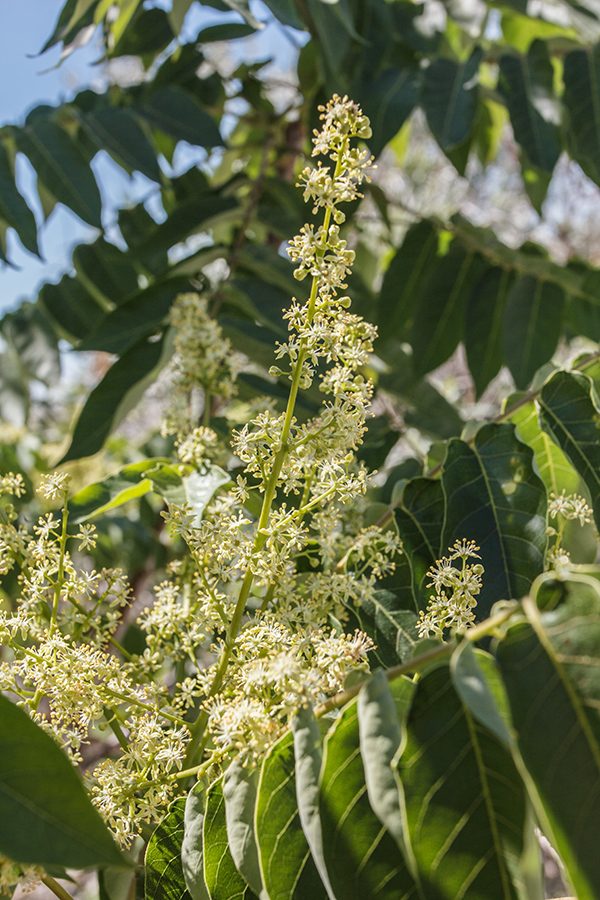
top-left (73, 237), bottom-right (140, 306)
top-left (465, 266), bottom-right (514, 396)
top-left (182, 782), bottom-right (210, 900)
top-left (496, 574), bottom-right (600, 900)
top-left (450, 642), bottom-right (511, 746)
top-left (0, 695), bottom-right (125, 868)
top-left (81, 107), bottom-right (162, 183)
top-left (503, 276), bottom-right (564, 389)
top-left (421, 48), bottom-right (482, 151)
top-left (397, 665), bottom-right (526, 900)
top-left (137, 87), bottom-right (223, 147)
top-left (350, 589), bottom-right (419, 665)
top-left (563, 45), bottom-right (600, 186)
top-left (39, 274), bottom-right (105, 340)
top-left (441, 423), bottom-right (547, 615)
top-left (2, 303), bottom-right (60, 385)
top-left (223, 760), bottom-right (266, 898)
top-left (394, 477), bottom-right (445, 611)
top-left (0, 139), bottom-right (39, 255)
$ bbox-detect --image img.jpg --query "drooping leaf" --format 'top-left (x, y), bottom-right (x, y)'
top-left (182, 782), bottom-right (210, 900)
top-left (203, 778), bottom-right (259, 900)
top-left (146, 798), bottom-right (190, 900)
top-left (441, 423), bottom-right (547, 614)
top-left (73, 237), bottom-right (140, 307)
top-left (80, 106), bottom-right (162, 183)
top-left (39, 274), bottom-right (106, 340)
top-left (502, 275), bottom-right (564, 389)
top-left (292, 707), bottom-right (336, 900)
top-left (421, 47), bottom-right (483, 151)
top-left (137, 87), bottom-right (223, 148)
top-left (223, 759), bottom-right (266, 899)
top-left (79, 277), bottom-right (191, 355)
top-left (396, 664), bottom-right (526, 900)
top-left (0, 695), bottom-right (125, 868)
top-left (539, 369), bottom-right (600, 528)
top-left (319, 698), bottom-right (418, 900)
top-left (450, 642), bottom-right (512, 746)
top-left (60, 330), bottom-right (174, 463)
top-left (15, 114), bottom-right (102, 228)
top-left (563, 45), bottom-right (600, 187)
top-left (496, 573), bottom-right (600, 900)
top-left (0, 139), bottom-right (39, 256)
top-left (136, 195), bottom-right (239, 257)
top-left (255, 730), bottom-right (327, 900)
top-left (498, 41), bottom-right (561, 173)
top-left (1, 303), bottom-right (60, 385)
top-left (357, 671), bottom-right (416, 847)
top-left (465, 266), bottom-right (514, 396)
top-left (354, 68), bottom-right (420, 157)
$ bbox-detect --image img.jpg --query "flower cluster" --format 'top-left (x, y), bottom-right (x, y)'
top-left (546, 490), bottom-right (595, 566)
top-left (418, 540), bottom-right (484, 638)
top-left (161, 292), bottom-right (240, 440)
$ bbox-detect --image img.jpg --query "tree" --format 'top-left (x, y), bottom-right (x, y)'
top-left (2, 1), bottom-right (600, 898)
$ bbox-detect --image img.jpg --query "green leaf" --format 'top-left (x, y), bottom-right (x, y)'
top-left (354, 68), bottom-right (420, 157)
top-left (81, 107), bottom-right (162, 183)
top-left (39, 274), bottom-right (105, 340)
top-left (507, 397), bottom-right (580, 497)
top-left (68, 458), bottom-right (173, 522)
top-left (2, 303), bottom-right (60, 385)
top-left (450, 642), bottom-right (511, 746)
top-left (73, 237), bottom-right (140, 307)
top-left (377, 222), bottom-right (439, 344)
top-left (137, 195), bottom-right (239, 257)
top-left (496, 574), bottom-right (600, 900)
top-left (79, 277), bottom-right (191, 355)
top-left (394, 477), bottom-right (445, 611)
top-left (60, 330), bottom-right (174, 463)
top-left (350, 589), bottom-right (419, 665)
top-left (441, 423), bottom-right (547, 615)
top-left (319, 698), bottom-right (418, 899)
top-left (182, 782), bottom-right (210, 900)
top-left (223, 760), bottom-right (266, 898)
top-left (563, 45), bottom-right (600, 187)
top-left (15, 114), bottom-right (102, 228)
top-left (396, 664), bottom-right (526, 900)
top-left (40, 0), bottom-right (100, 53)
top-left (465, 266), bottom-right (514, 397)
top-left (0, 694), bottom-right (125, 867)
top-left (203, 778), bottom-right (259, 900)
top-left (255, 730), bottom-right (327, 900)
top-left (410, 243), bottom-right (485, 376)
top-left (137, 87), bottom-right (223, 147)
top-left (146, 798), bottom-right (191, 900)
top-left (292, 707), bottom-right (336, 900)
top-left (147, 465), bottom-right (231, 524)
top-left (539, 369), bottom-right (600, 528)
top-left (110, 7), bottom-right (174, 59)
top-left (502, 276), bottom-right (564, 389)
top-left (357, 672), bottom-right (416, 847)
top-left (421, 47), bottom-right (483, 151)
top-left (0, 347), bottom-right (29, 427)
top-left (0, 139), bottom-right (39, 256)
top-left (195, 23), bottom-right (257, 41)
top-left (497, 42), bottom-right (561, 173)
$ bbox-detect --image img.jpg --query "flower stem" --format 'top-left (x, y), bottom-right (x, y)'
top-left (42, 876), bottom-right (77, 900)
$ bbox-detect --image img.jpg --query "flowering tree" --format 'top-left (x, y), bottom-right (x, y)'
top-left (3, 2), bottom-right (600, 899)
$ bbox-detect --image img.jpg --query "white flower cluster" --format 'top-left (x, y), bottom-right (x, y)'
top-left (546, 489), bottom-right (595, 566)
top-left (0, 856), bottom-right (43, 894)
top-left (162, 292), bottom-right (240, 440)
top-left (418, 540), bottom-right (484, 638)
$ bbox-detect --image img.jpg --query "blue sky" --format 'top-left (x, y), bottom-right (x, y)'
top-left (0, 1), bottom-right (301, 315)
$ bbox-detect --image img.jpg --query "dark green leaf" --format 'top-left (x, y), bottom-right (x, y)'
top-left (394, 477), bottom-right (445, 611)
top-left (195, 23), bottom-right (257, 41)
top-left (319, 698), bottom-right (418, 900)
top-left (137, 87), bottom-right (223, 147)
top-left (498, 42), bottom-right (561, 172)
top-left (79, 277), bottom-right (191, 355)
top-left (203, 778), bottom-right (259, 900)
top-left (74, 237), bottom-right (140, 306)
top-left (2, 303), bottom-right (60, 385)
top-left (397, 665), bottom-right (526, 900)
top-left (421, 48), bottom-right (482, 151)
top-left (503, 276), bottom-right (564, 389)
top-left (563, 46), bottom-right (600, 187)
top-left (450, 642), bottom-right (511, 746)
top-left (0, 695), bottom-right (125, 867)
top-left (465, 266), bottom-right (514, 396)
top-left (539, 369), bottom-right (600, 529)
top-left (81, 107), bottom-right (162, 183)
top-left (441, 423), bottom-right (547, 614)
top-left (15, 115), bottom-right (102, 228)
top-left (0, 139), bottom-right (39, 255)
top-left (137, 195), bottom-right (239, 257)
top-left (378, 222), bottom-right (438, 343)
top-left (39, 274), bottom-right (105, 340)
top-left (355, 68), bottom-right (420, 157)
top-left (496, 574), bottom-right (600, 900)
top-left (146, 798), bottom-right (191, 900)
top-left (255, 730), bottom-right (327, 900)
top-left (350, 589), bottom-right (419, 665)
top-left (410, 243), bottom-right (485, 376)
top-left (110, 7), bottom-right (174, 59)
top-left (60, 330), bottom-right (174, 463)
